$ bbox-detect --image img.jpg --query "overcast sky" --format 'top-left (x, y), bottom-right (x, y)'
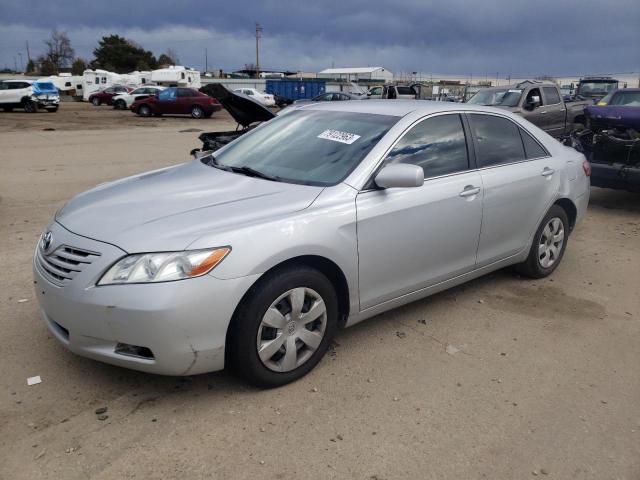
top-left (1, 0), bottom-right (638, 77)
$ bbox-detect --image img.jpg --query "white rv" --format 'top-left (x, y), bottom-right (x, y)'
top-left (39, 73), bottom-right (84, 97)
top-left (81, 69), bottom-right (153, 100)
top-left (150, 66), bottom-right (201, 88)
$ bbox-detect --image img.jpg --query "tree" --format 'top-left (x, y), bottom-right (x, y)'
top-left (157, 49), bottom-right (179, 67)
top-left (25, 59), bottom-right (36, 74)
top-left (37, 55), bottom-right (57, 76)
top-left (44, 30), bottom-right (75, 73)
top-left (92, 35), bottom-right (157, 73)
top-left (71, 58), bottom-right (87, 75)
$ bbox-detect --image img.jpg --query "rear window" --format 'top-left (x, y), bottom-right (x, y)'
top-left (396, 86), bottom-right (415, 95)
top-left (468, 114), bottom-right (525, 167)
top-left (542, 87), bottom-right (561, 105)
top-left (519, 128), bottom-right (548, 159)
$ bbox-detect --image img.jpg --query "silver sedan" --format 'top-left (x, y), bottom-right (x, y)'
top-left (33, 101), bottom-right (590, 387)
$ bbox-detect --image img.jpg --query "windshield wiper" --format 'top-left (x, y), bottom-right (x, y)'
top-left (202, 154), bottom-right (279, 181)
top-left (229, 165), bottom-right (280, 182)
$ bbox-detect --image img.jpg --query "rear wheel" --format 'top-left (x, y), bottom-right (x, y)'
top-left (114, 99), bottom-right (126, 110)
top-left (516, 205), bottom-right (569, 278)
top-left (191, 105), bottom-right (204, 119)
top-left (137, 104), bottom-right (151, 117)
top-left (91, 97), bottom-right (100, 106)
top-left (23, 100), bottom-right (36, 113)
top-left (228, 266), bottom-right (338, 387)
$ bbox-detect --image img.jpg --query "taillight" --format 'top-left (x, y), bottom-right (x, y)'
top-left (582, 159), bottom-right (591, 177)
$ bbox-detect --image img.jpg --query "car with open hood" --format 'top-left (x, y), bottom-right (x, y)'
top-left (34, 100), bottom-right (589, 387)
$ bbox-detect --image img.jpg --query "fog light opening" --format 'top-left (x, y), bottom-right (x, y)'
top-left (115, 343), bottom-right (155, 360)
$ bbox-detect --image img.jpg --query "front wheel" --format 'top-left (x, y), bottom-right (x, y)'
top-left (516, 205), bottom-right (569, 278)
top-left (228, 266), bottom-right (338, 387)
top-left (23, 100), bottom-right (37, 113)
top-left (114, 100), bottom-right (126, 110)
top-left (91, 97), bottom-right (100, 106)
top-left (137, 104), bottom-right (151, 117)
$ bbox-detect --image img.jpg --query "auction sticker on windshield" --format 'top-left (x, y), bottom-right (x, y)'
top-left (317, 129), bottom-right (361, 145)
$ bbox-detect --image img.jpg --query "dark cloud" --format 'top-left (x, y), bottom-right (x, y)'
top-left (0, 0), bottom-right (638, 76)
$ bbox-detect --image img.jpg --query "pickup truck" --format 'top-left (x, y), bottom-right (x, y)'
top-left (467, 81), bottom-right (591, 137)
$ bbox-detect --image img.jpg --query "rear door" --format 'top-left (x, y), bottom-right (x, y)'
top-left (356, 113), bottom-right (483, 309)
top-left (157, 88), bottom-right (177, 114)
top-left (468, 113), bottom-right (560, 267)
top-left (541, 86), bottom-right (566, 136)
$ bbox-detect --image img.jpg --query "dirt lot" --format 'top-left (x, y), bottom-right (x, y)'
top-left (1, 103), bottom-right (639, 480)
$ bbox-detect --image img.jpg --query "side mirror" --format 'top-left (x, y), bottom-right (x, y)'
top-left (374, 164), bottom-right (424, 189)
top-left (525, 95), bottom-right (541, 110)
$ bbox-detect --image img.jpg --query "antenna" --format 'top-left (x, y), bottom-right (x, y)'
top-left (255, 22), bottom-right (263, 79)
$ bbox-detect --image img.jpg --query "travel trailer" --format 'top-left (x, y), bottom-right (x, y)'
top-left (81, 70), bottom-right (151, 101)
top-left (39, 73), bottom-right (84, 98)
top-left (150, 66), bottom-right (201, 88)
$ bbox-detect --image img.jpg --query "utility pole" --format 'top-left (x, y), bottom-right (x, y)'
top-left (13, 56), bottom-right (18, 73)
top-left (18, 52), bottom-right (23, 72)
top-left (26, 40), bottom-right (31, 63)
top-left (205, 48), bottom-right (208, 73)
top-left (255, 22), bottom-right (262, 79)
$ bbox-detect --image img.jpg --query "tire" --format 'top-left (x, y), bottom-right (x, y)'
top-left (114, 100), bottom-right (126, 110)
top-left (23, 100), bottom-right (36, 113)
top-left (516, 205), bottom-right (569, 278)
top-left (91, 97), bottom-right (100, 106)
top-left (228, 265), bottom-right (339, 388)
top-left (190, 105), bottom-right (204, 119)
top-left (137, 104), bottom-right (151, 117)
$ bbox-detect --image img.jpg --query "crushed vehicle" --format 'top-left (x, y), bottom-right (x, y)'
top-left (565, 88), bottom-right (640, 192)
top-left (467, 80), bottom-right (590, 138)
top-left (195, 83), bottom-right (276, 154)
top-left (0, 79), bottom-right (60, 113)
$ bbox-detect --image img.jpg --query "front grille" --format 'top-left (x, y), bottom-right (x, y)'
top-left (36, 245), bottom-right (100, 286)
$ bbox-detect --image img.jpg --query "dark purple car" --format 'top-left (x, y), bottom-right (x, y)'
top-left (585, 88), bottom-right (640, 131)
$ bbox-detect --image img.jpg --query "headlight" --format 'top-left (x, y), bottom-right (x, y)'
top-left (97, 247), bottom-right (230, 285)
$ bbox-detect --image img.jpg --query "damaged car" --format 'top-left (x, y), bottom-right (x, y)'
top-left (195, 83), bottom-right (276, 154)
top-left (566, 88), bottom-right (640, 192)
top-left (0, 79), bottom-right (60, 113)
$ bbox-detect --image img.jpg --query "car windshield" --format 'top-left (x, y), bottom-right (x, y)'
top-left (467, 88), bottom-right (522, 107)
top-left (207, 110), bottom-right (398, 186)
top-left (578, 82), bottom-right (617, 96)
top-left (608, 91), bottom-right (640, 106)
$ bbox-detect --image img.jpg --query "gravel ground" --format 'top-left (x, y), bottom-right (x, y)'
top-left (1, 103), bottom-right (639, 479)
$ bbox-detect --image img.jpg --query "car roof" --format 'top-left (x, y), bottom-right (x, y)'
top-left (299, 99), bottom-right (515, 117)
top-left (2, 79), bottom-right (33, 83)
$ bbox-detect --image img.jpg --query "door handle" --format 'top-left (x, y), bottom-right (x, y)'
top-left (541, 167), bottom-right (555, 177)
top-left (459, 186), bottom-right (481, 197)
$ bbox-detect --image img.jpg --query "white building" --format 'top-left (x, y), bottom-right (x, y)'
top-left (317, 67), bottom-right (394, 83)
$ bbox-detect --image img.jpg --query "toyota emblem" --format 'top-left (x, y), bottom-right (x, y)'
top-left (41, 231), bottom-right (53, 252)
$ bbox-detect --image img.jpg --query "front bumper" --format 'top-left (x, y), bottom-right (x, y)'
top-left (34, 95), bottom-right (60, 107)
top-left (33, 222), bottom-right (259, 375)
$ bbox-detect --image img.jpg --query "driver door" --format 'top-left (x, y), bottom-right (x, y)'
top-left (356, 113), bottom-right (483, 309)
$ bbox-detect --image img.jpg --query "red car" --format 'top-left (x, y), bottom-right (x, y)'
top-left (130, 87), bottom-right (222, 119)
top-left (88, 85), bottom-right (134, 106)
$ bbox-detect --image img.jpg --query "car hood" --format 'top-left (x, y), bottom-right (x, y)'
top-left (199, 83), bottom-right (275, 127)
top-left (56, 160), bottom-right (323, 253)
top-left (586, 105), bottom-right (640, 130)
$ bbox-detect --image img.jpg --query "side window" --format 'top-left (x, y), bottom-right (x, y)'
top-left (101, 77), bottom-right (107, 83)
top-left (95, 76), bottom-right (100, 84)
top-left (177, 88), bottom-right (190, 97)
top-left (468, 114), bottom-right (526, 167)
top-left (520, 128), bottom-right (548, 159)
top-left (0, 82), bottom-right (7, 90)
top-left (158, 89), bottom-right (176, 101)
top-left (384, 114), bottom-right (469, 179)
top-left (542, 87), bottom-right (561, 105)
top-left (525, 88), bottom-right (543, 105)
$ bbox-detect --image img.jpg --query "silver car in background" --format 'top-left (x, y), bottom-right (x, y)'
top-left (33, 101), bottom-right (590, 387)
